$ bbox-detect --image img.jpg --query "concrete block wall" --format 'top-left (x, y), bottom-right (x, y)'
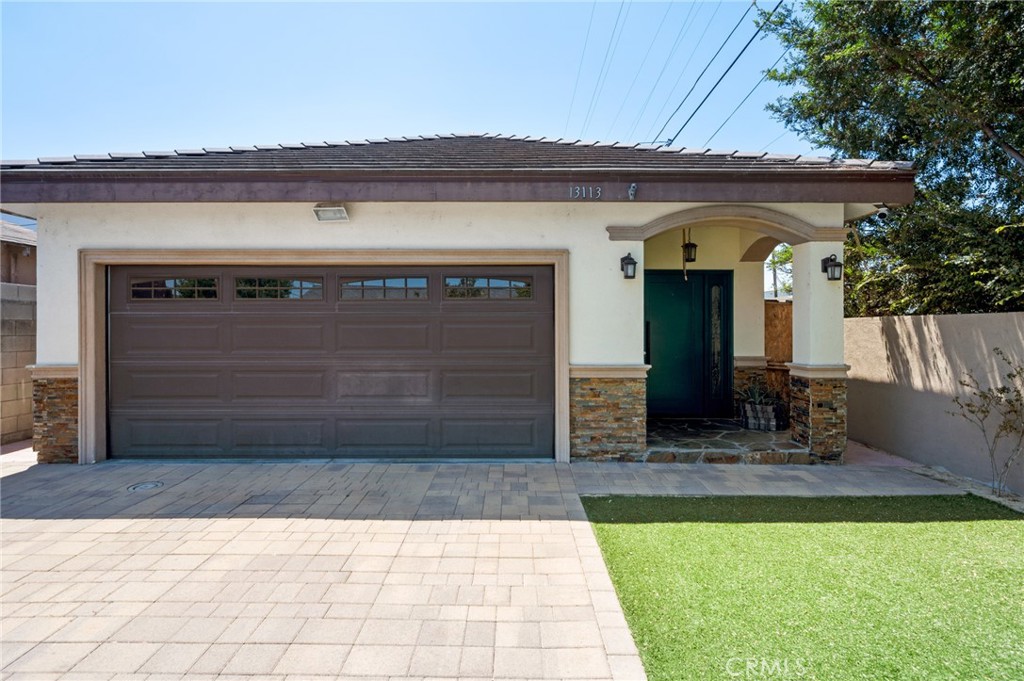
top-left (1, 283), bottom-right (36, 444)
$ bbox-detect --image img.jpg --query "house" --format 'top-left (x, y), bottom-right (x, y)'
top-left (1, 220), bottom-right (38, 444)
top-left (0, 134), bottom-right (914, 464)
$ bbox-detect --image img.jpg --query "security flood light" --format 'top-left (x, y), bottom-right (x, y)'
top-left (313, 203), bottom-right (350, 222)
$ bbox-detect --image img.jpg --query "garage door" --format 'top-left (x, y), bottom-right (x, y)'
top-left (108, 265), bottom-right (554, 459)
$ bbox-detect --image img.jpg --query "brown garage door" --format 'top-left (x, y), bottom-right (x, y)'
top-left (108, 265), bottom-right (554, 459)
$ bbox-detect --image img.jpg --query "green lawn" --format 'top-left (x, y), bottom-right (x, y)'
top-left (583, 496), bottom-right (1024, 681)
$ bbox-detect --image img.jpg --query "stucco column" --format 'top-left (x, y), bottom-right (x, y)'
top-left (788, 241), bottom-right (848, 462)
top-left (733, 261), bottom-right (768, 416)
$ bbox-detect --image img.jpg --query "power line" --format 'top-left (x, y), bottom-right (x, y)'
top-left (642, 2), bottom-right (726, 142)
top-left (580, 1), bottom-right (629, 137)
top-left (761, 129), bottom-right (790, 151)
top-left (564, 2), bottom-right (598, 136)
top-left (702, 49), bottom-right (788, 147)
top-left (651, 1), bottom-right (755, 144)
top-left (604, 2), bottom-right (675, 139)
top-left (623, 0), bottom-right (703, 142)
top-left (666, 0), bottom-right (785, 146)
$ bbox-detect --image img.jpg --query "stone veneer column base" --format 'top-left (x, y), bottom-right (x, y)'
top-left (789, 374), bottom-right (847, 463)
top-left (569, 376), bottom-right (646, 461)
top-left (33, 376), bottom-right (78, 464)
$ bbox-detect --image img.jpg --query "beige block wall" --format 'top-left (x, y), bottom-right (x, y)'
top-left (1, 283), bottom-right (37, 444)
top-left (845, 313), bottom-right (1024, 494)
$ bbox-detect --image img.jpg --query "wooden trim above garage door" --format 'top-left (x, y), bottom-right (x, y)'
top-left (78, 249), bottom-right (570, 464)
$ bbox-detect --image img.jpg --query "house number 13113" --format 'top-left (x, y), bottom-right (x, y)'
top-left (568, 185), bottom-right (602, 199)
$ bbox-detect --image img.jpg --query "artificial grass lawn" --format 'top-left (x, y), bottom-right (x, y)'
top-left (583, 495), bottom-right (1023, 681)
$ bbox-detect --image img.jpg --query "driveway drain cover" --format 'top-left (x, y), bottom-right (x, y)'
top-left (127, 481), bottom-right (164, 492)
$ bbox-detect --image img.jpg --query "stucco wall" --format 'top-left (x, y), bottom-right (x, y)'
top-left (33, 201), bottom-right (845, 368)
top-left (846, 313), bottom-right (1024, 494)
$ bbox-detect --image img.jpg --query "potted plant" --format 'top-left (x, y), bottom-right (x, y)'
top-left (734, 379), bottom-right (784, 431)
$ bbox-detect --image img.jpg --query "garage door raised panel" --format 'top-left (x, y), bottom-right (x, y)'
top-left (108, 265), bottom-right (555, 459)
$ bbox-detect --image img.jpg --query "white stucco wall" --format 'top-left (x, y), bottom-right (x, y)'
top-left (791, 240), bottom-right (846, 366)
top-left (30, 201), bottom-right (846, 367)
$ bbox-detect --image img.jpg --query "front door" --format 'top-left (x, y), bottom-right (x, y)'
top-left (645, 270), bottom-right (733, 417)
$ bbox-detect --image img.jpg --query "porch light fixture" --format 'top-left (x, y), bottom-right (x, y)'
top-left (683, 240), bottom-right (698, 263)
top-left (312, 202), bottom-right (350, 222)
top-left (821, 254), bottom-right (844, 281)
top-left (620, 252), bottom-right (638, 279)
top-left (682, 227), bottom-right (698, 263)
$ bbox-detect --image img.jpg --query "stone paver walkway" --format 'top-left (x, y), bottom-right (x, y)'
top-left (1, 454), bottom-right (961, 680)
top-left (2, 461), bottom-right (643, 681)
top-left (572, 462), bottom-right (962, 497)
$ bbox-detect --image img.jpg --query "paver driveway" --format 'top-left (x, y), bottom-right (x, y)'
top-left (1, 461), bottom-right (645, 681)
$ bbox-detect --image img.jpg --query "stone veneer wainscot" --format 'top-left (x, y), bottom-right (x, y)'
top-left (569, 375), bottom-right (647, 461)
top-left (789, 375), bottom-right (847, 463)
top-left (32, 372), bottom-right (78, 463)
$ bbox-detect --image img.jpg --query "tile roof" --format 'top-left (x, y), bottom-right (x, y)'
top-left (0, 133), bottom-right (913, 173)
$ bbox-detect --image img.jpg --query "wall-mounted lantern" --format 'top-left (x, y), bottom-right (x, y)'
top-left (821, 254), bottom-right (844, 281)
top-left (620, 253), bottom-right (638, 279)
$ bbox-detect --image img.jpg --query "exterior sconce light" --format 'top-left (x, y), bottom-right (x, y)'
top-left (821, 254), bottom-right (844, 281)
top-left (313, 202), bottom-right (350, 222)
top-left (682, 227), bottom-right (697, 263)
top-left (683, 240), bottom-right (698, 263)
top-left (620, 253), bottom-right (638, 279)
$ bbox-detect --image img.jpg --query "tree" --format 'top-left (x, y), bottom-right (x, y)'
top-left (765, 243), bottom-right (793, 298)
top-left (761, 0), bottom-right (1024, 315)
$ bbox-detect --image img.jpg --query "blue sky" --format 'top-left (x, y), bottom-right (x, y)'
top-left (1, 1), bottom-right (822, 160)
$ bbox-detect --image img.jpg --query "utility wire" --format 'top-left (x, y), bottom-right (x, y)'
top-left (702, 49), bottom-right (788, 147)
top-left (759, 129), bottom-right (790, 152)
top-left (604, 1), bottom-right (675, 139)
top-left (564, 2), bottom-right (598, 136)
top-left (643, 1), bottom-right (726, 143)
top-left (651, 0), bottom-right (755, 144)
top-left (666, 0), bottom-right (785, 146)
top-left (623, 0), bottom-right (703, 141)
top-left (580, 1), bottom-right (629, 137)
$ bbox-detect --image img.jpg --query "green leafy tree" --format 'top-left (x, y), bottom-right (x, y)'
top-left (765, 243), bottom-right (793, 298)
top-left (761, 0), bottom-right (1024, 315)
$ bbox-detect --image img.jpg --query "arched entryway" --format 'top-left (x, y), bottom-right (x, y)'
top-left (608, 204), bottom-right (851, 462)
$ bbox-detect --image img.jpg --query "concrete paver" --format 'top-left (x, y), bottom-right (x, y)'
top-left (1, 452), bottom-right (961, 680)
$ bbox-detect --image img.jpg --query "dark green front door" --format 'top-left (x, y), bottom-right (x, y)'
top-left (645, 270), bottom-right (733, 417)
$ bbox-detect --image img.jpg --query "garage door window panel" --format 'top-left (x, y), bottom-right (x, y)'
top-left (235, 277), bottom-right (323, 300)
top-left (443, 276), bottom-right (533, 300)
top-left (341, 276), bottom-right (428, 300)
top-left (130, 277), bottom-right (219, 300)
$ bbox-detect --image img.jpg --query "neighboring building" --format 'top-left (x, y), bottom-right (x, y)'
top-left (0, 134), bottom-right (914, 464)
top-left (1, 220), bottom-right (37, 444)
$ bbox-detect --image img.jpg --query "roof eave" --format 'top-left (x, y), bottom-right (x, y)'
top-left (0, 167), bottom-right (916, 205)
